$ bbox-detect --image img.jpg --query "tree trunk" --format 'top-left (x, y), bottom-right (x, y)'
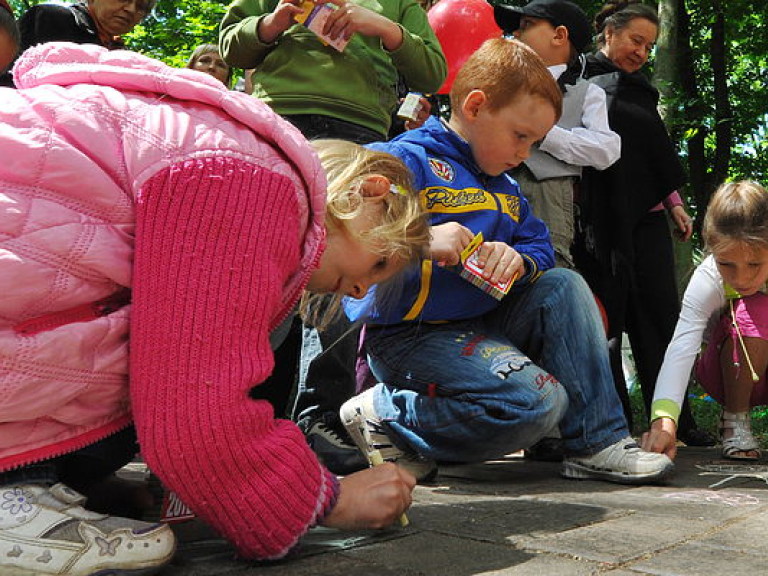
top-left (655, 0), bottom-right (694, 293)
top-left (710, 0), bottom-right (732, 186)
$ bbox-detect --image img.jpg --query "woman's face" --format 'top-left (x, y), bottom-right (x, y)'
top-left (603, 17), bottom-right (658, 74)
top-left (190, 51), bottom-right (230, 85)
top-left (89, 0), bottom-right (149, 37)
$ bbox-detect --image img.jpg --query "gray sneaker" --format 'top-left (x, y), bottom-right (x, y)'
top-left (0, 482), bottom-right (176, 576)
top-left (562, 436), bottom-right (674, 484)
top-left (303, 415), bottom-right (369, 475)
top-left (340, 388), bottom-right (438, 482)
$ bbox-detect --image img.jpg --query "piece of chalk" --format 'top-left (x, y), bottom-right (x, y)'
top-left (368, 449), bottom-right (409, 527)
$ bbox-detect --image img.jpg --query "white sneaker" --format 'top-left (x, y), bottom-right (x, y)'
top-left (0, 482), bottom-right (176, 576)
top-left (562, 436), bottom-right (674, 484)
top-left (340, 388), bottom-right (438, 482)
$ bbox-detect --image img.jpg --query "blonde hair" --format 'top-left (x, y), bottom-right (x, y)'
top-left (703, 180), bottom-right (768, 254)
top-left (450, 37), bottom-right (562, 121)
top-left (301, 139), bottom-right (430, 327)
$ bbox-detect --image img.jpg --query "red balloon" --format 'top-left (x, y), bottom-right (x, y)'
top-left (428, 0), bottom-right (502, 94)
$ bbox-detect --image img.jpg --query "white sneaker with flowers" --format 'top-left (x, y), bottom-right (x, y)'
top-left (0, 482), bottom-right (175, 575)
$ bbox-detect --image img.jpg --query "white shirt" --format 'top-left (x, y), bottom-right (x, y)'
top-left (538, 64), bottom-right (621, 171)
top-left (652, 255), bottom-right (726, 417)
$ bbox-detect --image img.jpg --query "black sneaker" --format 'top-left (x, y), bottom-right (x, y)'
top-left (523, 437), bottom-right (565, 462)
top-left (302, 414), bottom-right (369, 475)
top-left (677, 427), bottom-right (717, 447)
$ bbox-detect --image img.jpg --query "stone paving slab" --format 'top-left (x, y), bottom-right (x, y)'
top-left (154, 447), bottom-right (768, 575)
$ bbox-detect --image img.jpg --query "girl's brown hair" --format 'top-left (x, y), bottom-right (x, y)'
top-left (703, 180), bottom-right (768, 253)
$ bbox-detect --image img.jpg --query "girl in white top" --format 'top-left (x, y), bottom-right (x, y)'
top-left (642, 180), bottom-right (768, 461)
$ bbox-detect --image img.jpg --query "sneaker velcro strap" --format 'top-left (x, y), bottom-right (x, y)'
top-left (49, 483), bottom-right (88, 506)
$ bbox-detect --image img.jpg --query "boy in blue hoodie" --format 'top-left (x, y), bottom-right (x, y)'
top-left (340, 38), bottom-right (674, 485)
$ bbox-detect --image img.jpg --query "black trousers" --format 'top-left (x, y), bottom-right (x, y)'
top-left (607, 211), bottom-right (698, 431)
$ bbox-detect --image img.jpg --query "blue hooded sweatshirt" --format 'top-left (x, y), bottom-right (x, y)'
top-left (345, 116), bottom-right (554, 324)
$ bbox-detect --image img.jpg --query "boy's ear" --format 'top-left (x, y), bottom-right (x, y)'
top-left (461, 90), bottom-right (489, 121)
top-left (553, 25), bottom-right (569, 48)
top-left (359, 174), bottom-right (391, 202)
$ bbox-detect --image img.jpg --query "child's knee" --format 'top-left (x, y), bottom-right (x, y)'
top-left (541, 381), bottom-right (568, 430)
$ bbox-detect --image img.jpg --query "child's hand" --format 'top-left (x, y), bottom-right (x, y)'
top-left (641, 417), bottom-right (678, 460)
top-left (260, 0), bottom-right (304, 42)
top-left (258, 0), bottom-right (305, 44)
top-left (670, 205), bottom-right (693, 242)
top-left (476, 242), bottom-right (523, 285)
top-left (318, 0), bottom-right (404, 50)
top-left (429, 222), bottom-right (474, 266)
top-left (404, 97), bottom-right (432, 131)
top-left (321, 463), bottom-right (415, 530)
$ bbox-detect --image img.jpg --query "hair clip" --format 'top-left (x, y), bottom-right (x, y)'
top-left (390, 183), bottom-right (408, 196)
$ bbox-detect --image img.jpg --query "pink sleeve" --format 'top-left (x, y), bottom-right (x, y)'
top-left (663, 191), bottom-right (683, 210)
top-left (130, 157), bottom-right (338, 560)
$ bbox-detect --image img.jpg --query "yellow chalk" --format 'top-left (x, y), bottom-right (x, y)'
top-left (368, 449), bottom-right (409, 527)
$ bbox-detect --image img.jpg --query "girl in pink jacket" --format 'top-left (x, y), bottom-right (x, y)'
top-left (0, 43), bottom-right (428, 575)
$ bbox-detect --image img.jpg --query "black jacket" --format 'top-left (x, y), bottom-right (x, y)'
top-left (573, 52), bottom-right (686, 333)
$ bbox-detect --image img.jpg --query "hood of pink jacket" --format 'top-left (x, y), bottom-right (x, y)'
top-left (0, 43), bottom-right (326, 469)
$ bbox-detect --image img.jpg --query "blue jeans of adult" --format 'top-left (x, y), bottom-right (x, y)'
top-left (365, 268), bottom-right (629, 462)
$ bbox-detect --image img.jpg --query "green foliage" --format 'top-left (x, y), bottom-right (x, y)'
top-left (124, 0), bottom-right (231, 68)
top-left (682, 0), bottom-right (768, 182)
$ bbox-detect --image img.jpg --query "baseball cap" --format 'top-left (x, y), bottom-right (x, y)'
top-left (494, 0), bottom-right (592, 53)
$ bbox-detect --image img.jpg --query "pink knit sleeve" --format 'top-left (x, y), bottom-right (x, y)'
top-left (130, 157), bottom-right (338, 560)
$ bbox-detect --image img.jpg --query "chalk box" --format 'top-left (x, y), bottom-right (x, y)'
top-left (295, 1), bottom-right (350, 52)
top-left (457, 232), bottom-right (514, 300)
top-left (397, 92), bottom-right (423, 121)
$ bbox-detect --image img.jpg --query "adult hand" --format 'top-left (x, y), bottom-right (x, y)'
top-left (641, 417), bottom-right (678, 460)
top-left (670, 205), bottom-right (693, 242)
top-left (429, 222), bottom-right (474, 266)
top-left (319, 0), bottom-right (403, 50)
top-left (322, 463), bottom-right (415, 530)
top-left (258, 0), bottom-right (305, 44)
top-left (476, 242), bottom-right (523, 285)
top-left (404, 97), bottom-right (432, 131)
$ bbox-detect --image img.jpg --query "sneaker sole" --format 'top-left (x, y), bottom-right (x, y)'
top-left (562, 460), bottom-right (675, 485)
top-left (340, 402), bottom-right (438, 483)
top-left (0, 527), bottom-right (175, 576)
top-left (0, 565), bottom-right (172, 576)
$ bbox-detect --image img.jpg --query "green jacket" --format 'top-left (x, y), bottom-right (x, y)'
top-left (219, 0), bottom-right (446, 137)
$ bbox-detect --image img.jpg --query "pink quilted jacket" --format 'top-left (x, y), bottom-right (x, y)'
top-left (0, 43), bottom-right (335, 559)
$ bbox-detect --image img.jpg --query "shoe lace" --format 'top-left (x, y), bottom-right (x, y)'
top-left (315, 421), bottom-right (346, 443)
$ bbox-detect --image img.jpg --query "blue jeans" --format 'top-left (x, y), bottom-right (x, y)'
top-left (365, 269), bottom-right (629, 462)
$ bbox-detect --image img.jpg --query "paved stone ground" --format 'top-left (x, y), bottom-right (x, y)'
top-left (152, 447), bottom-right (768, 575)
